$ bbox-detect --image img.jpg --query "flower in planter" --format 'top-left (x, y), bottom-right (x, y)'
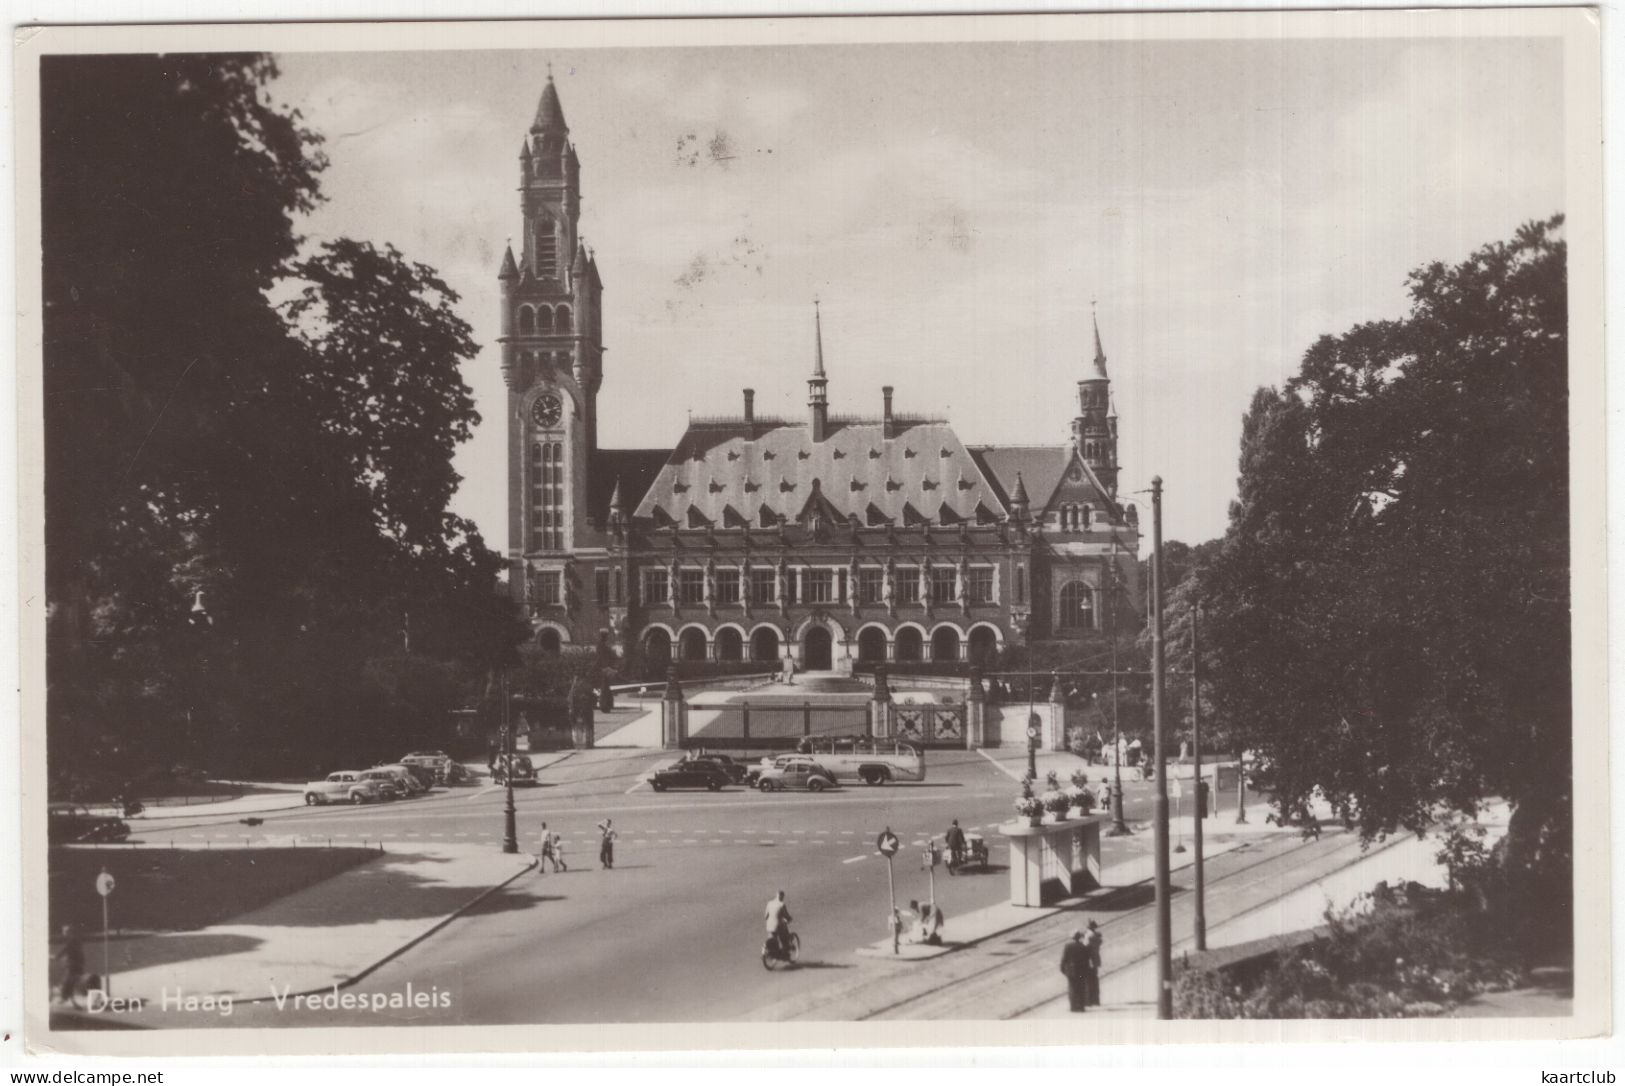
top-left (1042, 789), bottom-right (1072, 818)
top-left (1070, 769), bottom-right (1088, 790)
top-left (1045, 770), bottom-right (1061, 792)
top-left (1014, 794), bottom-right (1045, 821)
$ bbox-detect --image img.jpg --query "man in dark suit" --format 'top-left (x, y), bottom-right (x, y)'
top-left (1059, 929), bottom-right (1089, 1012)
top-left (1083, 920), bottom-right (1104, 1006)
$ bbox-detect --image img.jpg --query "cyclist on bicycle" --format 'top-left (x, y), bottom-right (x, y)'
top-left (764, 889), bottom-right (793, 955)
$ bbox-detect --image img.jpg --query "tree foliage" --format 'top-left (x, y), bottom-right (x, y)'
top-left (42, 54), bottom-right (524, 786)
top-left (1199, 217), bottom-right (1569, 875)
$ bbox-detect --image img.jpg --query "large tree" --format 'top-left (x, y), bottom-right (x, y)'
top-left (42, 54), bottom-right (522, 784)
top-left (1200, 217), bottom-right (1569, 944)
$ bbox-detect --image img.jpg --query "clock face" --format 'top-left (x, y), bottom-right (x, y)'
top-left (531, 393), bottom-right (562, 428)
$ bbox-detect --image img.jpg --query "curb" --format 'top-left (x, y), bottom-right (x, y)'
top-left (234, 851), bottom-right (540, 1005)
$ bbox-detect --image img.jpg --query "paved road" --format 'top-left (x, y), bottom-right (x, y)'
top-left (109, 746), bottom-right (1251, 1026)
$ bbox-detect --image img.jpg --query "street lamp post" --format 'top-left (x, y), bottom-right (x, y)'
top-left (501, 669), bottom-right (518, 855)
top-left (1150, 476), bottom-right (1173, 1020)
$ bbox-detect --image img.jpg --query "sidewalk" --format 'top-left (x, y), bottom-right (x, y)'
top-left (855, 837), bottom-right (1246, 961)
top-left (53, 844), bottom-right (535, 1012)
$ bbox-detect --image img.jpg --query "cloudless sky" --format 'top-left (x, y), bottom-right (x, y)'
top-left (273, 29), bottom-right (1563, 548)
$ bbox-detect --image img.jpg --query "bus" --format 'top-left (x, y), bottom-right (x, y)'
top-left (793, 736), bottom-right (925, 785)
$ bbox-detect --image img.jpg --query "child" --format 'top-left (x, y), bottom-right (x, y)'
top-left (552, 832), bottom-right (567, 872)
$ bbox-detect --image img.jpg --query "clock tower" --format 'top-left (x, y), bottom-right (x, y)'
top-left (501, 71), bottom-right (604, 605)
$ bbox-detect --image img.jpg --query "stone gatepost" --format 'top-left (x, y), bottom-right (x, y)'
top-left (869, 665), bottom-right (894, 739)
top-left (965, 666), bottom-right (986, 749)
top-left (1047, 672), bottom-right (1068, 752)
top-left (660, 666), bottom-right (689, 750)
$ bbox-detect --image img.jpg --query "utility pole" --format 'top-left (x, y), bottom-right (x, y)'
top-left (1151, 476), bottom-right (1172, 1020)
top-left (1108, 536), bottom-right (1130, 835)
top-left (1192, 602), bottom-right (1206, 951)
top-left (501, 669), bottom-right (518, 855)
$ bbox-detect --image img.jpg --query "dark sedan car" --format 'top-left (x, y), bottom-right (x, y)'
top-left (48, 803), bottom-right (131, 844)
top-left (678, 753), bottom-right (749, 784)
top-left (647, 761), bottom-right (732, 792)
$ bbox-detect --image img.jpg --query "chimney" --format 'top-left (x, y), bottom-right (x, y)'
top-left (743, 388), bottom-right (755, 423)
top-left (882, 386), bottom-right (895, 439)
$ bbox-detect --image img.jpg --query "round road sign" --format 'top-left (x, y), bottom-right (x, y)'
top-left (876, 830), bottom-right (900, 857)
top-left (95, 870), bottom-right (115, 898)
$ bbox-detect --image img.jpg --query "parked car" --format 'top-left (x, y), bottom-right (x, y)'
top-left (678, 752), bottom-right (749, 784)
top-left (755, 756), bottom-right (837, 793)
top-left (359, 769), bottom-right (409, 799)
top-left (648, 760), bottom-right (732, 792)
top-left (48, 803), bottom-right (131, 844)
top-left (400, 751), bottom-right (467, 785)
top-left (372, 763), bottom-right (429, 795)
top-left (492, 754), bottom-right (537, 786)
top-left (304, 772), bottom-right (386, 806)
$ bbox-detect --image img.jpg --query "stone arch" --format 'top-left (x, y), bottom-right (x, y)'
top-left (555, 304), bottom-right (573, 332)
top-left (893, 623), bottom-right (926, 664)
top-left (534, 621), bottom-right (570, 655)
top-left (536, 305), bottom-right (556, 335)
top-left (517, 305), bottom-right (536, 336)
top-left (966, 623), bottom-right (1001, 666)
top-left (749, 624), bottom-right (782, 663)
top-left (713, 624), bottom-right (746, 662)
top-left (929, 623), bottom-right (962, 663)
top-left (855, 623), bottom-right (890, 663)
top-left (642, 625), bottom-right (673, 663)
top-left (677, 624), bottom-right (710, 662)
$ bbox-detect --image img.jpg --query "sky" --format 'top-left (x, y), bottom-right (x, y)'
top-left (271, 31), bottom-right (1565, 548)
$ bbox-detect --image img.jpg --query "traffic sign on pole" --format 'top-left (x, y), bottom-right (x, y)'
top-left (96, 868), bottom-right (114, 997)
top-left (876, 829), bottom-right (900, 857)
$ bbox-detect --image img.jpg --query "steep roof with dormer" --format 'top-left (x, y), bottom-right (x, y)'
top-left (631, 418), bottom-right (1007, 529)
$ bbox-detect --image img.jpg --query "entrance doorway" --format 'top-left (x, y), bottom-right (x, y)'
top-left (803, 626), bottom-right (833, 671)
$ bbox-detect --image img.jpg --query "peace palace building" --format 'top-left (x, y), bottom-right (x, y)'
top-left (502, 75), bottom-right (1142, 672)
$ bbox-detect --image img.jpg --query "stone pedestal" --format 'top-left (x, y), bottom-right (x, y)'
top-left (661, 667), bottom-right (688, 750)
top-left (999, 815), bottom-right (1103, 907)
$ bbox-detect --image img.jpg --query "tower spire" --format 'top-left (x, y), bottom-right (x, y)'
top-left (532, 68), bottom-right (568, 133)
top-left (808, 298), bottom-right (829, 441)
top-left (1091, 299), bottom-right (1109, 380)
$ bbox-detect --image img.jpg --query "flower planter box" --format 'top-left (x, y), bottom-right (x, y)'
top-left (998, 815), bottom-right (1103, 907)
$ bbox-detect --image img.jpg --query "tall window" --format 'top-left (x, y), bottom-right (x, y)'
top-left (968, 567), bottom-right (995, 604)
top-left (715, 569), bottom-right (741, 605)
top-left (1015, 565), bottom-right (1027, 604)
top-left (536, 570), bottom-right (562, 607)
top-left (896, 567), bottom-right (921, 604)
top-left (556, 305), bottom-right (573, 333)
top-left (643, 568), bottom-right (670, 606)
top-left (931, 566), bottom-right (958, 604)
top-left (678, 568), bottom-right (705, 605)
top-left (1058, 581), bottom-right (1094, 630)
top-left (858, 567), bottom-right (884, 604)
top-left (751, 568), bottom-right (777, 604)
top-left (530, 443), bottom-right (565, 551)
top-left (613, 568), bottom-right (624, 604)
top-left (536, 225), bottom-right (558, 278)
top-left (594, 569), bottom-right (610, 605)
top-left (803, 569), bottom-right (834, 604)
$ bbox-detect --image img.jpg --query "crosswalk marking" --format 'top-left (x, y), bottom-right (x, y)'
top-left (842, 854), bottom-right (867, 864)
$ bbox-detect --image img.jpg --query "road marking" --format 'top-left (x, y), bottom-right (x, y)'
top-left (792, 829), bottom-right (806, 834)
top-left (976, 747), bottom-right (1027, 782)
top-left (842, 854), bottom-right (867, 864)
top-left (624, 779), bottom-right (648, 795)
top-left (632, 839), bottom-right (647, 845)
top-left (683, 839), bottom-right (697, 844)
top-left (838, 830), bottom-right (854, 835)
top-left (733, 839), bottom-right (748, 845)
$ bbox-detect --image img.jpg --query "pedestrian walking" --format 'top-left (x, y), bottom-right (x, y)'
top-left (597, 818), bottom-right (617, 869)
top-left (921, 902), bottom-right (945, 946)
top-left (538, 822), bottom-right (554, 874)
top-left (552, 831), bottom-right (567, 871)
top-left (1060, 929), bottom-right (1090, 1012)
top-left (888, 907), bottom-right (904, 955)
top-left (55, 925), bottom-right (84, 1005)
top-left (1083, 919), bottom-right (1104, 1006)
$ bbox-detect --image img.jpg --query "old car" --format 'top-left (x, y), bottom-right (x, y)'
top-left (647, 760), bottom-right (731, 792)
top-left (47, 803), bottom-right (131, 844)
top-left (359, 768), bottom-right (409, 799)
top-left (491, 754), bottom-right (537, 786)
top-left (303, 771), bottom-right (386, 806)
top-left (372, 763), bottom-right (429, 795)
top-left (755, 756), bottom-right (837, 793)
top-left (401, 751), bottom-right (467, 785)
top-left (678, 752), bottom-right (749, 784)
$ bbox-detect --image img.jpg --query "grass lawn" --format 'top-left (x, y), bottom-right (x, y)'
top-left (49, 846), bottom-right (377, 934)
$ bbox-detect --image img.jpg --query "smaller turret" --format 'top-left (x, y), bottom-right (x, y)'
top-left (808, 300), bottom-right (829, 442)
top-left (1009, 472), bottom-right (1030, 522)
